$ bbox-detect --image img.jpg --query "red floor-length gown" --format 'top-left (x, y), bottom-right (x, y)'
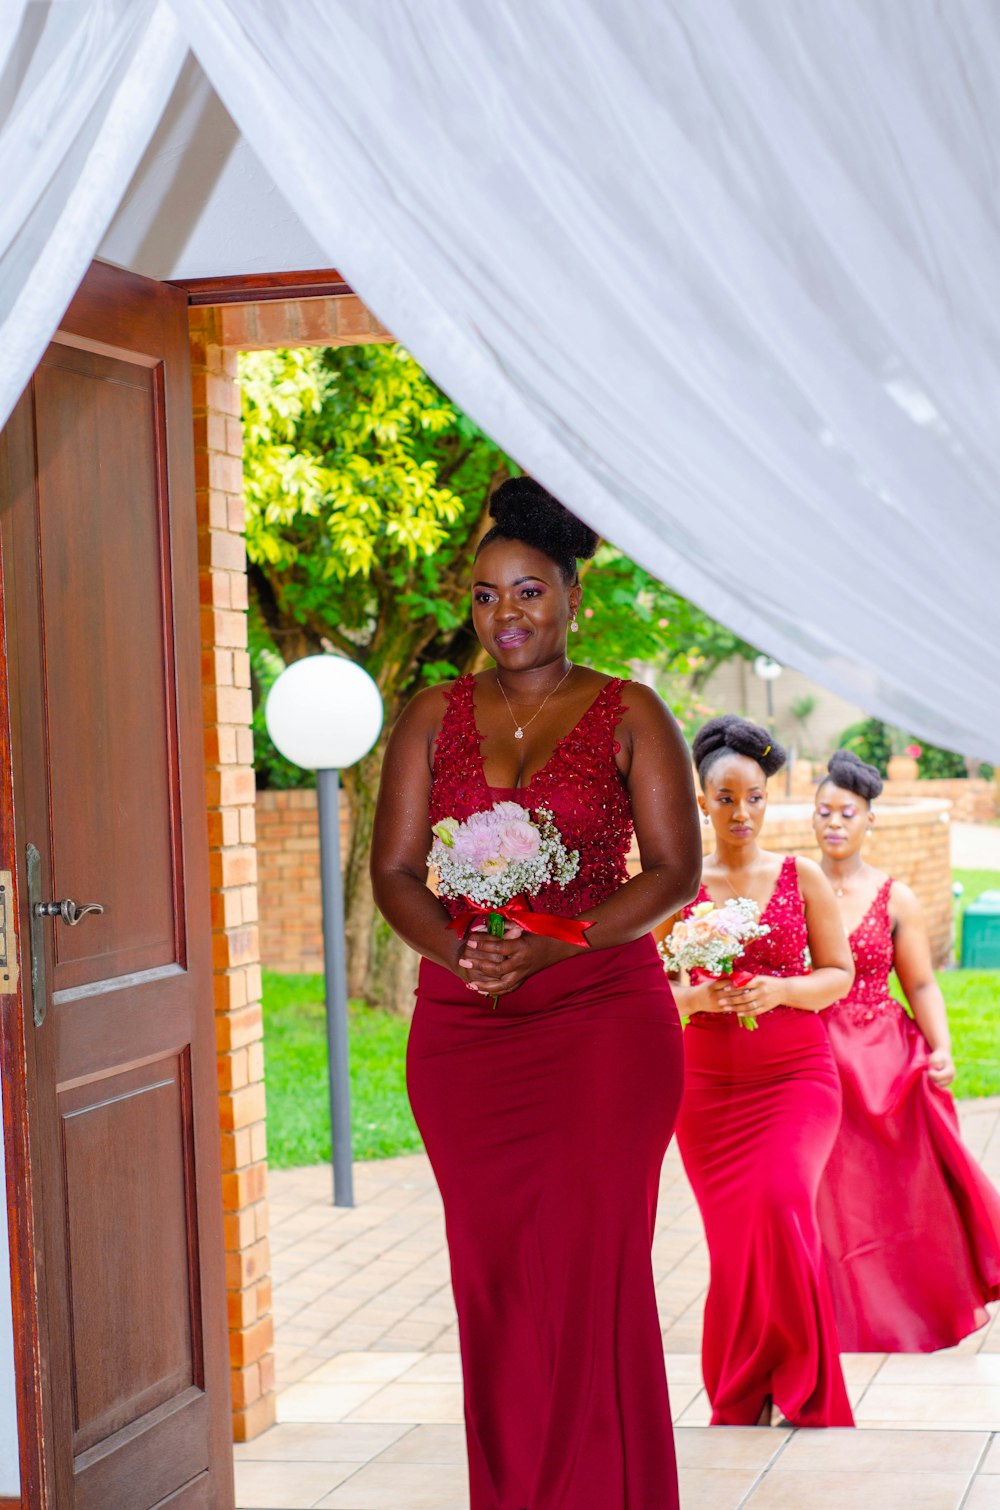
top-left (408, 676), bottom-right (684, 1510)
top-left (817, 878), bottom-right (1000, 1351)
top-left (676, 856), bottom-right (853, 1427)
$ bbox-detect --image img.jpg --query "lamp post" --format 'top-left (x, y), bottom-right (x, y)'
top-left (265, 656), bottom-right (384, 1207)
top-left (752, 655), bottom-right (783, 735)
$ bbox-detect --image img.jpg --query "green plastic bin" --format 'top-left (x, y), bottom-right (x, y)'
top-left (961, 891), bottom-right (1000, 968)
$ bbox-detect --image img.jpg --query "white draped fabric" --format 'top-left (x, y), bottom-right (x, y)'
top-left (2, 0), bottom-right (999, 756)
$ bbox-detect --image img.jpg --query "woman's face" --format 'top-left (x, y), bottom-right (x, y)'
top-left (471, 539), bottom-right (580, 671)
top-left (812, 781), bottom-right (872, 860)
top-left (699, 753), bottom-right (768, 848)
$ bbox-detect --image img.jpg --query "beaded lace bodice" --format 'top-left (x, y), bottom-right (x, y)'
top-left (827, 877), bottom-right (902, 1027)
top-left (428, 674), bottom-right (632, 919)
top-left (684, 855), bottom-right (808, 1020)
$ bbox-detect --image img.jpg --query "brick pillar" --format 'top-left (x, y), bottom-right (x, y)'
top-left (189, 307), bottom-right (275, 1441)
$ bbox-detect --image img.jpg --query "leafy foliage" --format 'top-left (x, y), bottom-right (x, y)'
top-left (837, 717), bottom-right (893, 776)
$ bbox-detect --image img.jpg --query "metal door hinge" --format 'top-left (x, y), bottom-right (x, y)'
top-left (0, 871), bottom-right (19, 995)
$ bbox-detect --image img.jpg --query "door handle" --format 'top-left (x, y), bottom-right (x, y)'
top-left (33, 899), bottom-right (105, 927)
top-left (25, 842), bottom-right (106, 1026)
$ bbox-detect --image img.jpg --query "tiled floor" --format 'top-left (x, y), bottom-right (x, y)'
top-left (237, 1098), bottom-right (1000, 1508)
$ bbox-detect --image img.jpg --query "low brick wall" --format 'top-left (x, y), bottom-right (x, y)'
top-left (878, 778), bottom-right (994, 825)
top-left (258, 788), bottom-right (956, 973)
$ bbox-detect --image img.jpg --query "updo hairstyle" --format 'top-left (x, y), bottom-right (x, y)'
top-left (820, 749), bottom-right (883, 804)
top-left (692, 714), bottom-right (787, 787)
top-left (476, 477), bottom-right (598, 583)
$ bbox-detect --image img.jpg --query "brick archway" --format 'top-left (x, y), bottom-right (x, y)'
top-left (188, 286), bottom-right (391, 1440)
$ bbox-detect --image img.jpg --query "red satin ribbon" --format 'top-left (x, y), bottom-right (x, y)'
top-left (447, 893), bottom-right (594, 948)
top-left (689, 966), bottom-right (754, 988)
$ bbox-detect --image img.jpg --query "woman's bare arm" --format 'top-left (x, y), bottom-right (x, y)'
top-left (369, 687), bottom-right (466, 973)
top-left (892, 882), bottom-right (955, 1086)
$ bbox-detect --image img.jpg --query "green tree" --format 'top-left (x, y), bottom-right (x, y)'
top-left (242, 344), bottom-right (753, 1008)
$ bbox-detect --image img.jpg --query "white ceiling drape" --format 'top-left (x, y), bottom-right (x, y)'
top-left (2, 0), bottom-right (999, 757)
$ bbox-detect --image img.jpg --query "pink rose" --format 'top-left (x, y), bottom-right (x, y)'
top-left (498, 821), bottom-right (541, 862)
top-left (452, 819), bottom-right (501, 868)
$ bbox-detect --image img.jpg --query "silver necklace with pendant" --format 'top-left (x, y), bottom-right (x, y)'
top-left (495, 664), bottom-right (574, 740)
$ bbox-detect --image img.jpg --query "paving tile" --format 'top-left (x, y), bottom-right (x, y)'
top-left (398, 1355), bottom-right (463, 1384)
top-left (345, 1381), bottom-right (465, 1424)
top-left (235, 1422), bottom-right (409, 1463)
top-left (677, 1466), bottom-right (764, 1509)
top-left (372, 1424), bottom-right (467, 1465)
top-left (303, 1352), bottom-right (423, 1385)
top-left (314, 1461), bottom-right (470, 1509)
top-left (277, 1381), bottom-right (384, 1424)
top-left (982, 1436), bottom-right (1000, 1473)
top-left (233, 1458), bottom-right (356, 1509)
top-left (964, 1476), bottom-right (1000, 1509)
top-left (854, 1384), bottom-right (1000, 1429)
top-left (674, 1426), bottom-right (789, 1470)
top-left (746, 1469), bottom-right (972, 1508)
top-left (875, 1353), bottom-right (1000, 1385)
top-left (775, 1427), bottom-right (987, 1474)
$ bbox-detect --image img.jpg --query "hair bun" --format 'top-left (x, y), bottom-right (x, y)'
top-left (488, 477), bottom-right (598, 564)
top-left (692, 714), bottom-right (787, 781)
top-left (826, 748), bottom-right (883, 801)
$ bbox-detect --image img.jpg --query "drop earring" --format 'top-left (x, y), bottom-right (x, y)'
top-left (570, 617), bottom-right (579, 633)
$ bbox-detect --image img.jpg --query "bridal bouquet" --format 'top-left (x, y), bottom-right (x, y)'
top-left (658, 897), bottom-right (770, 1030)
top-left (429, 803), bottom-right (593, 962)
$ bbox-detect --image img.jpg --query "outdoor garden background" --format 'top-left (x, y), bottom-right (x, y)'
top-left (242, 343), bottom-right (999, 1172)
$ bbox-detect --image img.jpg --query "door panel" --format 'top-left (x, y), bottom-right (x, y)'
top-left (35, 345), bottom-right (180, 985)
top-left (0, 262), bottom-right (233, 1508)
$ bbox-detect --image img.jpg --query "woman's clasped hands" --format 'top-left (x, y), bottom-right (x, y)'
top-left (689, 973), bottom-right (788, 1020)
top-left (455, 922), bottom-right (573, 998)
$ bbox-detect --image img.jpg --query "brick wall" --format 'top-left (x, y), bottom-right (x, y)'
top-left (190, 307), bottom-right (274, 1441)
top-left (878, 779), bottom-right (995, 825)
top-left (258, 789), bottom-right (956, 972)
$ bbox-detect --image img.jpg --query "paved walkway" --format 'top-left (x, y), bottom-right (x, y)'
top-left (236, 1098), bottom-right (1000, 1509)
top-left (951, 821), bottom-right (1000, 871)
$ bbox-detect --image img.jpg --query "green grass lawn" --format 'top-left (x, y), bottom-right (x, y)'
top-left (262, 972), bottom-right (421, 1168)
top-left (263, 870), bottom-right (1000, 1166)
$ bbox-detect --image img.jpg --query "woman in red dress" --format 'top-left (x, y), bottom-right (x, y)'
top-left (371, 478), bottom-right (701, 1510)
top-left (814, 749), bottom-right (1000, 1351)
top-left (671, 716), bottom-right (855, 1428)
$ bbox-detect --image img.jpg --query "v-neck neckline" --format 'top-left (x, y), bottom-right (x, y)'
top-left (699, 854), bottom-right (793, 923)
top-left (846, 876), bottom-right (892, 944)
top-left (469, 674), bottom-right (617, 793)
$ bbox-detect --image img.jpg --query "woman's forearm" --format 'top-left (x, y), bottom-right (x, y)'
top-left (576, 863), bottom-right (701, 952)
top-left (907, 981), bottom-right (952, 1052)
top-left (782, 966), bottom-right (853, 1012)
top-left (372, 869), bottom-right (463, 971)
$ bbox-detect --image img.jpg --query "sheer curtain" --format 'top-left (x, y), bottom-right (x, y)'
top-left (2, 1), bottom-right (999, 756)
top-left (0, 0), bottom-right (186, 416)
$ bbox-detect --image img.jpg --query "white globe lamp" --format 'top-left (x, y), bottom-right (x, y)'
top-left (265, 656), bottom-right (384, 1206)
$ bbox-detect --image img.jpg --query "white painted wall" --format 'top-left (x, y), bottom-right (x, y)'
top-left (0, 1099), bottom-right (19, 1497)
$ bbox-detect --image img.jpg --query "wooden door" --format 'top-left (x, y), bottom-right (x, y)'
top-left (0, 264), bottom-right (233, 1509)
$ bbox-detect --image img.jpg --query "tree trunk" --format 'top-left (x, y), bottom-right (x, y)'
top-left (341, 737), bottom-right (420, 1013)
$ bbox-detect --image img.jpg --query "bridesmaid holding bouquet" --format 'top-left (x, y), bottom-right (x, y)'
top-left (814, 750), bottom-right (1000, 1351)
top-left (671, 716), bottom-right (855, 1427)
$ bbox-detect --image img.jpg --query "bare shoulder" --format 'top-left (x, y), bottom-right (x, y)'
top-left (793, 853), bottom-right (831, 896)
top-left (387, 682), bottom-right (453, 758)
top-left (617, 680), bottom-right (683, 735)
top-left (888, 878), bottom-right (922, 921)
